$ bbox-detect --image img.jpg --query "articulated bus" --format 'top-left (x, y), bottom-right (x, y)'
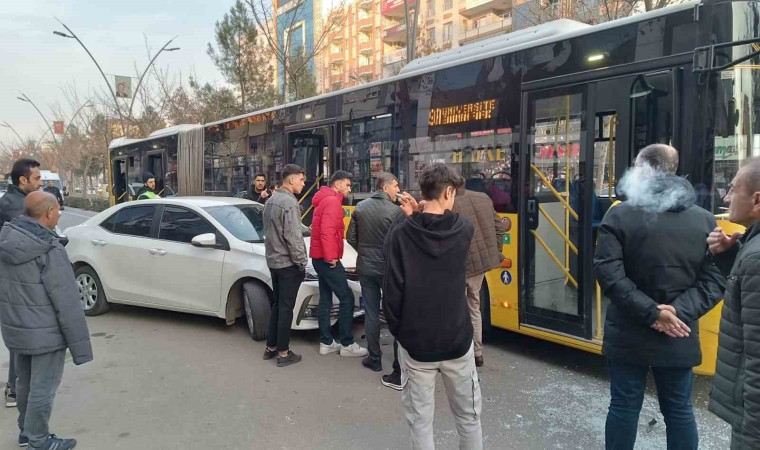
top-left (108, 0), bottom-right (760, 374)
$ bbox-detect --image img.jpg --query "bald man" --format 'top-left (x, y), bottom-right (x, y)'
top-left (594, 144), bottom-right (725, 449)
top-left (0, 191), bottom-right (92, 449)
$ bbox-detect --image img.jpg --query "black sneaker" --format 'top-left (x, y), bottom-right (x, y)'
top-left (18, 433), bottom-right (28, 447)
top-left (362, 357), bottom-right (382, 372)
top-left (381, 371), bottom-right (402, 391)
top-left (263, 348), bottom-right (277, 360)
top-left (34, 434), bottom-right (76, 450)
top-left (276, 351), bottom-right (302, 367)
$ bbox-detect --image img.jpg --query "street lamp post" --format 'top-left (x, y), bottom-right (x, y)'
top-left (17, 93), bottom-right (57, 146)
top-left (34, 100), bottom-right (95, 147)
top-left (53, 19), bottom-right (179, 138)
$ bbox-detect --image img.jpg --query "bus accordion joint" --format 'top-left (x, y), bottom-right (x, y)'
top-left (500, 258), bottom-right (512, 268)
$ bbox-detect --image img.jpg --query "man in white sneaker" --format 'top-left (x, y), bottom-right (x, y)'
top-left (311, 171), bottom-right (368, 358)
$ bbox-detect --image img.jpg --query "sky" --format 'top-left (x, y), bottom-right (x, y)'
top-left (0, 0), bottom-right (235, 145)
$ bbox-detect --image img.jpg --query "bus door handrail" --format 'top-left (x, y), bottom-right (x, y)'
top-left (529, 163), bottom-right (579, 289)
top-left (301, 204), bottom-right (315, 221)
top-left (299, 174), bottom-right (324, 205)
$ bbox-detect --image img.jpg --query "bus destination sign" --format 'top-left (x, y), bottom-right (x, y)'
top-left (429, 99), bottom-right (497, 127)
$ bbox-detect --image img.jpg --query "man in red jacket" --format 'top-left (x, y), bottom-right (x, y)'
top-left (311, 171), bottom-right (368, 358)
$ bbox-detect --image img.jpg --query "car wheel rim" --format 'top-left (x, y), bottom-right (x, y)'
top-left (243, 292), bottom-right (254, 333)
top-left (76, 274), bottom-right (98, 311)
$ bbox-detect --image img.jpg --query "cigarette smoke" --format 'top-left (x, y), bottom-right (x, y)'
top-left (616, 164), bottom-right (696, 214)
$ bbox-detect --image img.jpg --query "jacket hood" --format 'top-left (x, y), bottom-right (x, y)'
top-left (403, 211), bottom-right (467, 258)
top-left (0, 216), bottom-right (56, 265)
top-left (617, 171), bottom-right (696, 213)
top-left (313, 186), bottom-right (341, 207)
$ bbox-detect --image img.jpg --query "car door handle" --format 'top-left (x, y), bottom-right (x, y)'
top-left (91, 240), bottom-right (107, 246)
top-left (149, 248), bottom-right (167, 256)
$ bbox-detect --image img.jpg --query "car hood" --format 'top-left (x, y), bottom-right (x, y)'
top-left (252, 237), bottom-right (358, 270)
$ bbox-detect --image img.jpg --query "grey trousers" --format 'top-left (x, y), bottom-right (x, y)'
top-left (15, 350), bottom-right (66, 448)
top-left (398, 343), bottom-right (482, 450)
top-left (8, 351), bottom-right (16, 394)
top-left (465, 274), bottom-right (486, 358)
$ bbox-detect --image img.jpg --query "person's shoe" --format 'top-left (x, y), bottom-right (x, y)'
top-left (362, 357), bottom-right (382, 372)
top-left (381, 371), bottom-right (403, 391)
top-left (319, 340), bottom-right (340, 355)
top-left (6, 390), bottom-right (17, 408)
top-left (18, 433), bottom-right (28, 447)
top-left (276, 351), bottom-right (302, 368)
top-left (34, 434), bottom-right (77, 450)
top-left (340, 343), bottom-right (368, 357)
top-left (475, 355), bottom-right (484, 367)
top-left (263, 348), bottom-right (277, 360)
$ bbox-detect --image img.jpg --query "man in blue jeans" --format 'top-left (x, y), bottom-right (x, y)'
top-left (594, 144), bottom-right (725, 449)
top-left (310, 171), bottom-right (368, 358)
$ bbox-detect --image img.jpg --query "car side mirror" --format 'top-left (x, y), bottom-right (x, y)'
top-left (191, 233), bottom-right (217, 248)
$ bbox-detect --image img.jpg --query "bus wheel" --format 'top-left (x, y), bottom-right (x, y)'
top-left (480, 282), bottom-right (492, 341)
top-left (243, 281), bottom-right (271, 341)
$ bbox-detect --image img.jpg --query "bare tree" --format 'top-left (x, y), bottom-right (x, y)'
top-left (519, 0), bottom-right (678, 26)
top-left (247, 0), bottom-right (346, 101)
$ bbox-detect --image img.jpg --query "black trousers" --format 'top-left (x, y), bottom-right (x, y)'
top-left (266, 265), bottom-right (305, 352)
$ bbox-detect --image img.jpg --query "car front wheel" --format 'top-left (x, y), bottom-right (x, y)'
top-left (75, 266), bottom-right (109, 316)
top-left (243, 281), bottom-right (271, 341)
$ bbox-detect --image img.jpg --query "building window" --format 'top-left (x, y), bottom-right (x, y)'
top-left (427, 0), bottom-right (435, 18)
top-left (427, 27), bottom-right (436, 45)
top-left (444, 0), bottom-right (453, 11)
top-left (443, 22), bottom-right (452, 44)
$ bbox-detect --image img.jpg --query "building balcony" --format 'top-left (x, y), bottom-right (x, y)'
top-left (458, 15), bottom-right (512, 44)
top-left (459, 0), bottom-right (511, 18)
top-left (331, 29), bottom-right (344, 42)
top-left (331, 54), bottom-right (344, 64)
top-left (383, 21), bottom-right (407, 43)
top-left (359, 0), bottom-right (373, 10)
top-left (358, 17), bottom-right (374, 33)
top-left (330, 73), bottom-right (343, 85)
top-left (358, 42), bottom-right (374, 55)
top-left (356, 63), bottom-right (374, 76)
top-left (383, 47), bottom-right (407, 65)
top-left (381, 0), bottom-right (416, 18)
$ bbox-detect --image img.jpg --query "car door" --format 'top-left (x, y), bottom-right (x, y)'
top-left (149, 205), bottom-right (226, 312)
top-left (95, 205), bottom-right (159, 303)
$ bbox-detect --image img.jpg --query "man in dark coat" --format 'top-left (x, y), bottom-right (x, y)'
top-left (42, 181), bottom-right (64, 210)
top-left (706, 158), bottom-right (760, 449)
top-left (0, 158), bottom-right (42, 410)
top-left (594, 144), bottom-right (725, 450)
top-left (346, 172), bottom-right (401, 373)
top-left (248, 173), bottom-right (271, 204)
top-left (0, 192), bottom-right (92, 449)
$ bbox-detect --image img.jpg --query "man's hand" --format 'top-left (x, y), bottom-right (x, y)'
top-left (651, 305), bottom-right (691, 338)
top-left (399, 192), bottom-right (422, 217)
top-left (260, 189), bottom-right (270, 199)
top-left (328, 259), bottom-right (339, 268)
top-left (707, 226), bottom-right (741, 255)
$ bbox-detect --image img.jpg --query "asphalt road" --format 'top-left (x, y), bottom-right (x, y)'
top-left (0, 207), bottom-right (732, 449)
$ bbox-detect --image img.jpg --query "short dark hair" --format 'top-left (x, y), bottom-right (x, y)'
top-left (375, 172), bottom-right (398, 191)
top-left (282, 164), bottom-right (305, 182)
top-left (419, 163), bottom-right (464, 201)
top-left (329, 170), bottom-right (352, 186)
top-left (11, 158), bottom-right (41, 186)
top-left (636, 144), bottom-right (679, 174)
top-left (254, 173), bottom-right (266, 180)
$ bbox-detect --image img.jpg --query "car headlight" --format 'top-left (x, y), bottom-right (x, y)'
top-left (305, 266), bottom-right (318, 281)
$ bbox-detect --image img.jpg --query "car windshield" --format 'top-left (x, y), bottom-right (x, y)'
top-left (204, 204), bottom-right (310, 242)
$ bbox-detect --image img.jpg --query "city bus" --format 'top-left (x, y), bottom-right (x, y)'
top-left (108, 0), bottom-right (760, 374)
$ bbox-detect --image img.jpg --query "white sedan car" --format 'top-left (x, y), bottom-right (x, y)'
top-left (63, 197), bottom-right (363, 340)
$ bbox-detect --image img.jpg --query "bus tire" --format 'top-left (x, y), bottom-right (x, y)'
top-left (480, 281), bottom-right (492, 341)
top-left (243, 281), bottom-right (271, 341)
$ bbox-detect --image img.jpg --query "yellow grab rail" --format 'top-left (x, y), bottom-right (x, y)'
top-left (538, 204), bottom-right (579, 255)
top-left (530, 229), bottom-right (579, 289)
top-left (530, 164), bottom-right (579, 221)
top-left (301, 204), bottom-right (315, 221)
top-left (595, 282), bottom-right (603, 340)
top-left (117, 192), bottom-right (127, 202)
top-left (299, 174), bottom-right (324, 205)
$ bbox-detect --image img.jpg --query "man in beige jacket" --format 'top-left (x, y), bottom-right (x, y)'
top-left (453, 188), bottom-right (506, 367)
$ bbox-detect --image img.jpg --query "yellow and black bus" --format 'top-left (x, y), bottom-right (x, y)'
top-left (108, 0), bottom-right (760, 374)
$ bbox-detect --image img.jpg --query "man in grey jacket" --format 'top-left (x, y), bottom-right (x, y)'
top-left (707, 158), bottom-right (760, 449)
top-left (262, 164), bottom-right (308, 367)
top-left (347, 172), bottom-right (401, 373)
top-left (0, 192), bottom-right (92, 450)
top-left (0, 158), bottom-right (42, 409)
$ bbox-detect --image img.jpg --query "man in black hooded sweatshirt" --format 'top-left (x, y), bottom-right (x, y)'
top-left (383, 163), bottom-right (482, 450)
